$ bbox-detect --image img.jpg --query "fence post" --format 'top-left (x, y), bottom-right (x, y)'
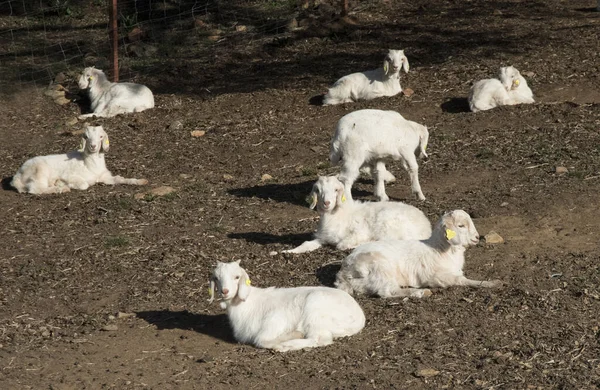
top-left (109, 0), bottom-right (119, 82)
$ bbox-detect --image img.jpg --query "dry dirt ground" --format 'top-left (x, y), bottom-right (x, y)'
top-left (1, 0), bottom-right (600, 389)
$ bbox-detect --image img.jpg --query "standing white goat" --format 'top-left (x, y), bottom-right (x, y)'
top-left (283, 176), bottom-right (431, 254)
top-left (330, 109), bottom-right (429, 201)
top-left (11, 126), bottom-right (148, 194)
top-left (209, 260), bottom-right (365, 352)
top-left (335, 210), bottom-right (502, 298)
top-left (322, 49), bottom-right (409, 106)
top-left (469, 66), bottom-right (534, 112)
top-left (78, 67), bottom-right (154, 119)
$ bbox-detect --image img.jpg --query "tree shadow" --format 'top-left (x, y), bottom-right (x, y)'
top-left (441, 97), bottom-right (471, 113)
top-left (315, 263), bottom-right (342, 287)
top-left (227, 180), bottom-right (314, 206)
top-left (228, 231), bottom-right (313, 246)
top-left (2, 177), bottom-right (16, 191)
top-left (136, 310), bottom-right (235, 343)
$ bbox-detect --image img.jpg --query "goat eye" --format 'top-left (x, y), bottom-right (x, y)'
top-left (458, 224), bottom-right (465, 228)
top-left (235, 276), bottom-right (240, 280)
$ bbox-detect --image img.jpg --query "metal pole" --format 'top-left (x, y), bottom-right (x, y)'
top-left (110, 0), bottom-right (119, 82)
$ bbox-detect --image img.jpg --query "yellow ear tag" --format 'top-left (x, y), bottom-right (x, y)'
top-left (423, 142), bottom-right (428, 151)
top-left (445, 229), bottom-right (456, 240)
top-left (103, 138), bottom-right (110, 147)
top-left (208, 287), bottom-right (214, 297)
top-left (513, 79), bottom-right (520, 87)
top-left (89, 76), bottom-right (93, 80)
top-left (341, 194), bottom-right (346, 203)
top-left (383, 62), bottom-right (389, 74)
top-left (246, 279), bottom-right (251, 286)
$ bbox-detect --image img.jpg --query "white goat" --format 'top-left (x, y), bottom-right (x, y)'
top-left (322, 49), bottom-right (409, 106)
top-left (335, 210), bottom-right (502, 298)
top-left (11, 126), bottom-right (148, 194)
top-left (330, 109), bottom-right (429, 202)
top-left (283, 176), bottom-right (431, 254)
top-left (209, 260), bottom-right (365, 352)
top-left (78, 67), bottom-right (154, 119)
top-left (469, 66), bottom-right (534, 112)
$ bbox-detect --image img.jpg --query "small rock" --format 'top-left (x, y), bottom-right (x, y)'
top-left (191, 130), bottom-right (206, 137)
top-left (44, 87), bottom-right (66, 99)
top-left (287, 18), bottom-right (298, 31)
top-left (207, 35), bottom-right (221, 42)
top-left (485, 231), bottom-right (504, 245)
top-left (169, 120), bottom-right (184, 130)
top-left (71, 129), bottom-right (85, 136)
top-left (149, 186), bottom-right (176, 196)
top-left (41, 329), bottom-right (51, 337)
top-left (523, 71), bottom-right (535, 78)
top-left (179, 173), bottom-right (192, 180)
top-left (127, 27), bottom-right (144, 42)
top-left (416, 368), bottom-right (440, 378)
top-left (235, 25), bottom-right (247, 32)
top-left (500, 201), bottom-right (509, 207)
top-left (108, 315), bottom-right (116, 321)
top-left (310, 146), bottom-right (321, 154)
top-left (65, 118), bottom-right (79, 127)
top-left (101, 324), bottom-right (118, 331)
top-left (117, 312), bottom-right (135, 319)
top-left (493, 9), bottom-right (503, 15)
top-left (555, 166), bottom-right (568, 174)
top-left (54, 96), bottom-right (71, 105)
top-left (261, 174), bottom-right (273, 182)
top-left (269, 251), bottom-right (278, 256)
top-left (403, 88), bottom-right (415, 97)
top-left (54, 72), bottom-right (67, 83)
top-left (223, 174), bottom-right (234, 181)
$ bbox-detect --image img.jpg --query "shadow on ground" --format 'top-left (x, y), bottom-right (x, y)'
top-left (136, 310), bottom-right (235, 343)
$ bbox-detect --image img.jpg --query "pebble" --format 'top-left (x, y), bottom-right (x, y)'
top-left (485, 231), bottom-right (505, 244)
top-left (191, 130), bottom-right (206, 137)
top-left (261, 174), bottom-right (273, 182)
top-left (170, 121), bottom-right (184, 130)
top-left (416, 368), bottom-right (440, 378)
top-left (150, 186), bottom-right (176, 196)
top-left (101, 324), bottom-right (118, 331)
top-left (65, 118), bottom-right (79, 126)
top-left (117, 312), bottom-right (135, 319)
top-left (403, 88), bottom-right (415, 97)
top-left (555, 166), bottom-right (568, 174)
top-left (269, 251), bottom-right (278, 256)
top-left (500, 202), bottom-right (509, 207)
top-left (223, 174), bottom-right (234, 181)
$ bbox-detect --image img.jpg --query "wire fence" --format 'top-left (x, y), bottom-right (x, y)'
top-left (0, 0), bottom-right (348, 92)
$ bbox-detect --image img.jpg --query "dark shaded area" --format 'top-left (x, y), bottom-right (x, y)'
top-left (316, 263), bottom-right (342, 287)
top-left (441, 97), bottom-right (471, 113)
top-left (227, 180), bottom-right (314, 206)
top-left (1, 177), bottom-right (15, 191)
top-left (136, 310), bottom-right (235, 343)
top-left (227, 231), bottom-right (313, 246)
top-left (309, 94), bottom-right (325, 106)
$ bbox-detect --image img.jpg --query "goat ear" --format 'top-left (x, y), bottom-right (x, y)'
top-left (208, 278), bottom-right (216, 303)
top-left (307, 190), bottom-right (318, 210)
top-left (101, 134), bottom-right (110, 153)
top-left (442, 214), bottom-right (462, 245)
top-left (237, 269), bottom-right (251, 301)
top-left (383, 59), bottom-right (390, 75)
top-left (402, 56), bottom-right (410, 73)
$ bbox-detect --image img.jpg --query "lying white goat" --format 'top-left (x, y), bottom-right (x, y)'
top-left (330, 109), bottom-right (429, 201)
top-left (323, 49), bottom-right (409, 105)
top-left (469, 66), bottom-right (534, 112)
top-left (283, 176), bottom-right (431, 254)
top-left (209, 260), bottom-right (365, 352)
top-left (11, 126), bottom-right (148, 194)
top-left (78, 67), bottom-right (154, 119)
top-left (335, 210), bottom-right (502, 298)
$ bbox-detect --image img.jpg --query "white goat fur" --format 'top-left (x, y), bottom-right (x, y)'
top-left (322, 49), bottom-right (409, 106)
top-left (78, 67), bottom-right (154, 119)
top-left (11, 126), bottom-right (148, 194)
top-left (335, 210), bottom-right (502, 298)
top-left (209, 261), bottom-right (365, 352)
top-left (330, 109), bottom-right (429, 202)
top-left (469, 66), bottom-right (534, 112)
top-left (283, 176), bottom-right (432, 254)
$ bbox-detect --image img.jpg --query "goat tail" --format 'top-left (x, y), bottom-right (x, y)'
top-left (329, 141), bottom-right (342, 166)
top-left (418, 127), bottom-right (429, 159)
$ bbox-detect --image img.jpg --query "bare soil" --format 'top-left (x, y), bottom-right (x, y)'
top-left (1, 0), bottom-right (600, 389)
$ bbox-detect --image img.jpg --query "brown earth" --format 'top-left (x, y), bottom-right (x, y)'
top-left (1, 0), bottom-right (600, 389)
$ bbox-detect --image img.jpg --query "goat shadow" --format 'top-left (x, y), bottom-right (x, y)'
top-left (309, 94), bottom-right (325, 106)
top-left (2, 176), bottom-right (16, 191)
top-left (228, 231), bottom-right (312, 246)
top-left (228, 180), bottom-right (314, 206)
top-left (228, 180), bottom-right (374, 206)
top-left (440, 97), bottom-right (471, 113)
top-left (136, 310), bottom-right (235, 344)
top-left (316, 263), bottom-right (342, 287)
